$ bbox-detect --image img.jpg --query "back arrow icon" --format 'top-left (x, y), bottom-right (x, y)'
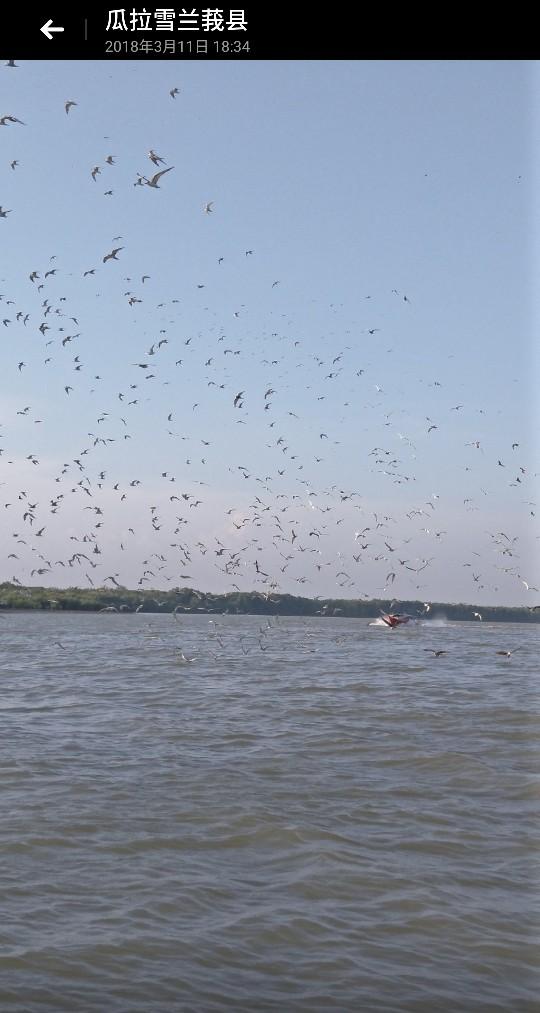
top-left (41, 19), bottom-right (64, 39)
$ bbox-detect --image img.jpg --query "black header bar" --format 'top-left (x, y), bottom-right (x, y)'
top-left (2, 6), bottom-right (536, 60)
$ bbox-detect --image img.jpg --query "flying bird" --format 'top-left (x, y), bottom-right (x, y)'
top-left (145, 167), bottom-right (174, 189)
top-left (65, 100), bottom-right (77, 114)
top-left (103, 247), bottom-right (124, 263)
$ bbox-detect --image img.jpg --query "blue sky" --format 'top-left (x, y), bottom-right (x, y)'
top-left (0, 60), bottom-right (536, 604)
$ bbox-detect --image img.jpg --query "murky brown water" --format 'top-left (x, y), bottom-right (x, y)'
top-left (0, 613), bottom-right (538, 1011)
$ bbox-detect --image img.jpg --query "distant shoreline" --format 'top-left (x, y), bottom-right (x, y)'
top-left (0, 584), bottom-right (537, 623)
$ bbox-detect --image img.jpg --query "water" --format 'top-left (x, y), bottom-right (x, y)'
top-left (0, 613), bottom-right (538, 1011)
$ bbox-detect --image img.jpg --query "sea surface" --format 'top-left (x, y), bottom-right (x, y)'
top-left (0, 612), bottom-right (538, 1012)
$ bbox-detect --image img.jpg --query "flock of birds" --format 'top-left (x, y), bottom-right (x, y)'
top-left (44, 612), bottom-right (526, 664)
top-left (0, 65), bottom-right (537, 620)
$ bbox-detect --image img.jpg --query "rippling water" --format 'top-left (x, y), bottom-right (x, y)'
top-left (0, 613), bottom-right (538, 1011)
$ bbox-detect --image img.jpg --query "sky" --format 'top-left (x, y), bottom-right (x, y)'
top-left (0, 59), bottom-right (537, 605)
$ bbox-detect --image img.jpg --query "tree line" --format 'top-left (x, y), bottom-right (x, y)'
top-left (0, 582), bottom-right (538, 622)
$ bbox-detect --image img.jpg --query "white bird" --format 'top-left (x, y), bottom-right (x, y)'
top-left (175, 648), bottom-right (195, 663)
top-left (65, 100), bottom-right (77, 114)
top-left (145, 167), bottom-right (174, 189)
top-left (203, 201), bottom-right (214, 214)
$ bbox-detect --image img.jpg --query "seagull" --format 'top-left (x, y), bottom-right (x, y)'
top-left (175, 649), bottom-right (195, 663)
top-left (203, 201), bottom-right (214, 214)
top-left (423, 649), bottom-right (447, 657)
top-left (170, 87), bottom-right (180, 99)
top-left (103, 247), bottom-right (124, 263)
top-left (473, 612), bottom-right (482, 621)
top-left (148, 149), bottom-right (166, 165)
top-left (65, 100), bottom-right (77, 114)
top-left (145, 167), bottom-right (174, 188)
top-left (496, 648), bottom-right (522, 657)
top-left (0, 207), bottom-right (11, 218)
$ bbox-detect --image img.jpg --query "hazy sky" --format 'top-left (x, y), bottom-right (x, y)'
top-left (0, 59), bottom-right (537, 605)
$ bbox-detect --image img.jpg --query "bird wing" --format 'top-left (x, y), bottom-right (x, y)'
top-left (150, 167), bottom-right (174, 185)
